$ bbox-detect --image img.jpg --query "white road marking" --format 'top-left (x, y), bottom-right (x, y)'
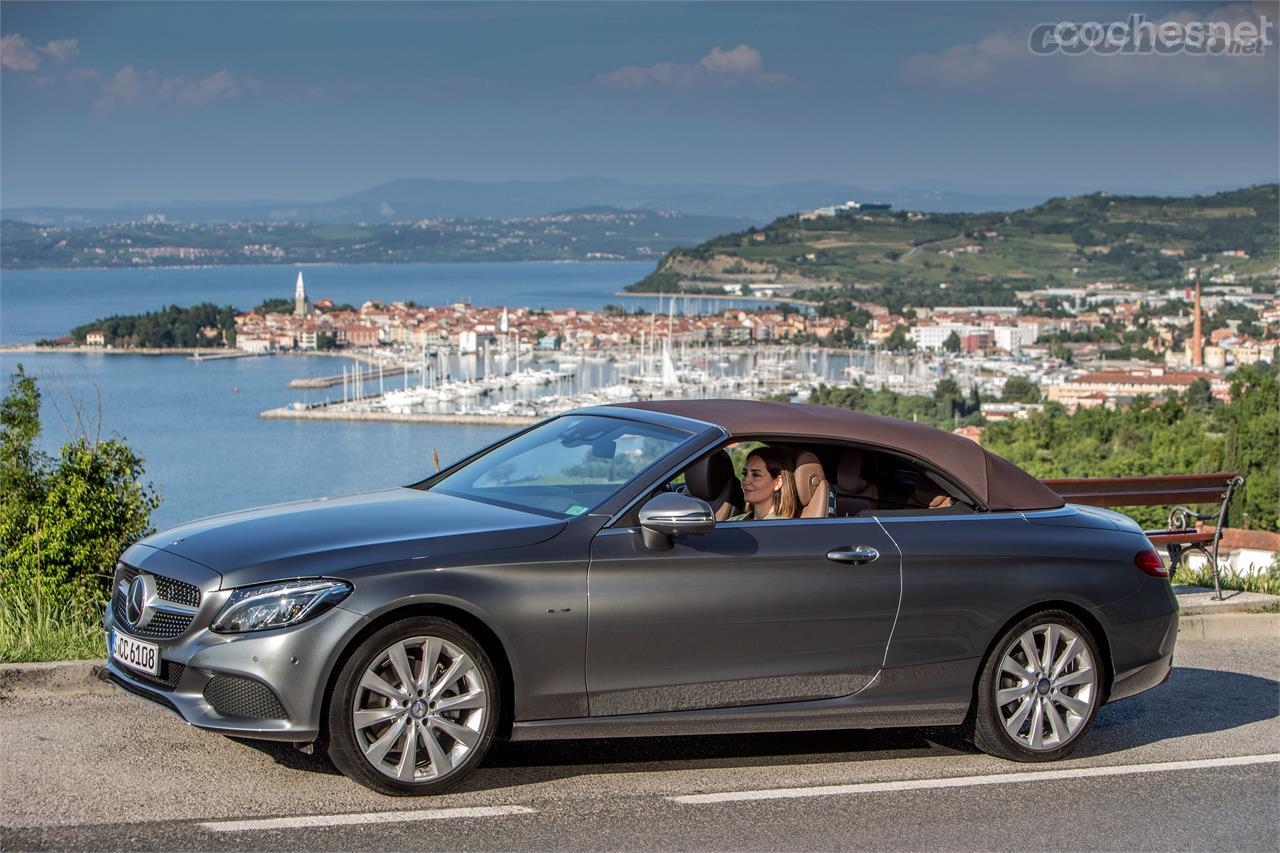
top-left (670, 753), bottom-right (1280, 804)
top-left (200, 804), bottom-right (536, 832)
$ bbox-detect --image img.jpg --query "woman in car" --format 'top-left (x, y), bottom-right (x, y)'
top-left (728, 446), bottom-right (800, 521)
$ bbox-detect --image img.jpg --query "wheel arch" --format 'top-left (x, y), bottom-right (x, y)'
top-left (966, 599), bottom-right (1115, 724)
top-left (319, 602), bottom-right (517, 743)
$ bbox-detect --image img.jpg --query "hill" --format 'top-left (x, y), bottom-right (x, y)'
top-left (626, 185), bottom-right (1280, 311)
top-left (0, 208), bottom-right (745, 270)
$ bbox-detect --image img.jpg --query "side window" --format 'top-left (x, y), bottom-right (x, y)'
top-left (832, 444), bottom-right (975, 517)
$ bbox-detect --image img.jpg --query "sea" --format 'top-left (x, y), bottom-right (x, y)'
top-left (0, 261), bottom-right (761, 530)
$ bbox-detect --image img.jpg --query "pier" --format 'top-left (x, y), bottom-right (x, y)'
top-left (187, 351), bottom-right (260, 362)
top-left (260, 405), bottom-right (536, 426)
top-left (288, 364), bottom-right (412, 389)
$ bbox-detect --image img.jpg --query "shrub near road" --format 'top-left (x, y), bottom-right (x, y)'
top-left (0, 366), bottom-right (159, 662)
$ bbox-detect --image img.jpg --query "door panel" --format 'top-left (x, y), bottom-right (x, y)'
top-left (586, 518), bottom-right (901, 716)
top-left (875, 512), bottom-right (1146, 669)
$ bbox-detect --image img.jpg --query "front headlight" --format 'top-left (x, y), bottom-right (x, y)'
top-left (211, 579), bottom-right (352, 634)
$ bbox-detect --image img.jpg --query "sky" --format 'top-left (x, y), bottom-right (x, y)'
top-left (1, 1), bottom-right (1277, 208)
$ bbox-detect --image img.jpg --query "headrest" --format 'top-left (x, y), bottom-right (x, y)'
top-left (838, 449), bottom-right (869, 492)
top-left (793, 450), bottom-right (826, 505)
top-left (685, 450), bottom-right (732, 502)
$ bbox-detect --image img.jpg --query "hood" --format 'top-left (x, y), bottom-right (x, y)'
top-left (141, 488), bottom-right (566, 588)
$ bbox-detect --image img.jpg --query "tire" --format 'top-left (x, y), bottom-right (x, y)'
top-left (326, 616), bottom-right (499, 795)
top-left (969, 609), bottom-right (1103, 762)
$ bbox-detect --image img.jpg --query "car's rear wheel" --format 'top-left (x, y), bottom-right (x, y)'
top-left (327, 616), bottom-right (498, 795)
top-left (970, 610), bottom-right (1102, 762)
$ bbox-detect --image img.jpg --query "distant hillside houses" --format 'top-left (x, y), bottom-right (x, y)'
top-left (1046, 368), bottom-right (1231, 412)
top-left (799, 199), bottom-right (892, 220)
top-left (908, 308), bottom-right (1055, 353)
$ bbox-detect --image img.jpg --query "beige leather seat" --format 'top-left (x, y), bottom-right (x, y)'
top-left (911, 472), bottom-right (953, 510)
top-left (835, 449), bottom-right (880, 516)
top-left (792, 450), bottom-right (831, 518)
top-left (682, 450), bottom-right (744, 521)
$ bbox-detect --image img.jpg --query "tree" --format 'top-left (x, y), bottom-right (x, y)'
top-left (1, 366), bottom-right (46, 507)
top-left (942, 331), bottom-right (962, 353)
top-left (1002, 376), bottom-right (1042, 404)
top-left (1182, 378), bottom-right (1215, 414)
top-left (0, 368), bottom-right (160, 613)
top-left (1049, 341), bottom-right (1074, 364)
top-left (883, 326), bottom-right (912, 351)
top-left (933, 378), bottom-right (964, 422)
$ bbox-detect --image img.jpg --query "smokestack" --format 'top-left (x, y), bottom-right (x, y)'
top-left (1191, 269), bottom-right (1203, 368)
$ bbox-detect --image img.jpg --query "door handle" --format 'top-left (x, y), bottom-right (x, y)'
top-left (827, 546), bottom-right (880, 565)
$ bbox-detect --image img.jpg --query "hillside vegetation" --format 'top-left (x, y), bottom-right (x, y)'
top-left (628, 185), bottom-right (1279, 311)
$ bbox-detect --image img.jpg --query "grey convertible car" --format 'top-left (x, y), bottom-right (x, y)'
top-left (103, 399), bottom-right (1177, 795)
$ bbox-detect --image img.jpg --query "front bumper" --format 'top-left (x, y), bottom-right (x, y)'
top-left (103, 602), bottom-right (368, 743)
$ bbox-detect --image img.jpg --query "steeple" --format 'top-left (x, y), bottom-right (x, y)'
top-left (1191, 269), bottom-right (1203, 368)
top-left (294, 271), bottom-right (309, 317)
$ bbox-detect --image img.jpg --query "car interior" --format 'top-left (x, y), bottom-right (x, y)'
top-left (669, 439), bottom-right (977, 522)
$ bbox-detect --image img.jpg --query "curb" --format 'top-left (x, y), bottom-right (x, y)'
top-left (0, 660), bottom-right (112, 699)
top-left (1177, 613), bottom-right (1280, 642)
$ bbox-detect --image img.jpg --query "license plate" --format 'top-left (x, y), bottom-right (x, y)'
top-left (112, 629), bottom-right (160, 676)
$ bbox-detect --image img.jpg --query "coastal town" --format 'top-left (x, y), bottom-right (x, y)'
top-left (67, 266), bottom-right (1278, 427)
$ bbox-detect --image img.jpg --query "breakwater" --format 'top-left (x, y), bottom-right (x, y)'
top-left (260, 405), bottom-right (537, 426)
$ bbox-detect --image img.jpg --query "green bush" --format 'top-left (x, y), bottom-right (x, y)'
top-left (0, 365), bottom-right (160, 661)
top-left (1172, 558), bottom-right (1280, 597)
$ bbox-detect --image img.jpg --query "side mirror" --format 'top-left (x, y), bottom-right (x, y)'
top-left (638, 492), bottom-right (715, 551)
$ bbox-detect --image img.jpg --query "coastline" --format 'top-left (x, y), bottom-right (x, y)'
top-left (618, 290), bottom-right (817, 306)
top-left (0, 258), bottom-right (650, 274)
top-left (0, 345), bottom-right (367, 359)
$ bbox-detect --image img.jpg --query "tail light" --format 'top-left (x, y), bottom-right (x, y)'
top-left (1135, 548), bottom-right (1169, 578)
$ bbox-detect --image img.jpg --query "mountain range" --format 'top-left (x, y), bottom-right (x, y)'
top-left (4, 178), bottom-right (1056, 226)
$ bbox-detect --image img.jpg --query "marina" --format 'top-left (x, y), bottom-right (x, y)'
top-left (261, 339), bottom-right (1028, 424)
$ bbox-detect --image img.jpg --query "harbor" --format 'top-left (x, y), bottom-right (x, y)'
top-left (259, 338), bottom-right (1021, 424)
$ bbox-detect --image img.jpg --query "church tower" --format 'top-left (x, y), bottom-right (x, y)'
top-left (294, 271), bottom-right (310, 317)
top-left (1191, 269), bottom-right (1203, 368)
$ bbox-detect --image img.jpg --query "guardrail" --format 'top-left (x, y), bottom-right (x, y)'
top-left (1041, 472), bottom-right (1245, 600)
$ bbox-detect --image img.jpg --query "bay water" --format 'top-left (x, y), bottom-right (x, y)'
top-left (0, 261), bottom-right (723, 529)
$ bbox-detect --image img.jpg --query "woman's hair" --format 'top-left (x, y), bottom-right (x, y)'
top-left (746, 446), bottom-right (799, 519)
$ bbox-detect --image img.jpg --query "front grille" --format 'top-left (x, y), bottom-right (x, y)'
top-left (155, 575), bottom-right (201, 608)
top-left (111, 563), bottom-right (203, 640)
top-left (204, 676), bottom-right (288, 720)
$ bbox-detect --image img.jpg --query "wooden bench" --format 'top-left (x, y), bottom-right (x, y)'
top-left (1040, 472), bottom-right (1245, 600)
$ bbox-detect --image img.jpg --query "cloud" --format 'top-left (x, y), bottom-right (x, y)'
top-left (42, 38), bottom-right (80, 65)
top-left (699, 44), bottom-right (764, 74)
top-left (94, 66), bottom-right (261, 112)
top-left (901, 2), bottom-right (1276, 100)
top-left (596, 43), bottom-right (793, 89)
top-left (1, 33), bottom-right (79, 71)
top-left (1, 34), bottom-right (41, 70)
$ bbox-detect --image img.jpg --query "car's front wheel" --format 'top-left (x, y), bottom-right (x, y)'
top-left (970, 610), bottom-right (1102, 762)
top-left (327, 616), bottom-right (498, 795)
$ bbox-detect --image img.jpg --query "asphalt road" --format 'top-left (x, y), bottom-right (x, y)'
top-left (2, 636), bottom-right (1277, 851)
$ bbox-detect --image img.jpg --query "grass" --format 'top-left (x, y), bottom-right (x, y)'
top-left (1171, 560), bottom-right (1280, 597)
top-left (0, 586), bottom-right (106, 663)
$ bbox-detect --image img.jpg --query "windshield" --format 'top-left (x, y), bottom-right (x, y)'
top-left (431, 415), bottom-right (689, 518)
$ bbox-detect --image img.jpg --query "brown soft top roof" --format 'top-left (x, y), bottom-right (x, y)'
top-left (613, 399), bottom-right (1063, 512)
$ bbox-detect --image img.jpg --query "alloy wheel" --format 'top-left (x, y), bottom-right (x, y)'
top-left (994, 622), bottom-right (1096, 751)
top-left (352, 635), bottom-right (488, 783)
